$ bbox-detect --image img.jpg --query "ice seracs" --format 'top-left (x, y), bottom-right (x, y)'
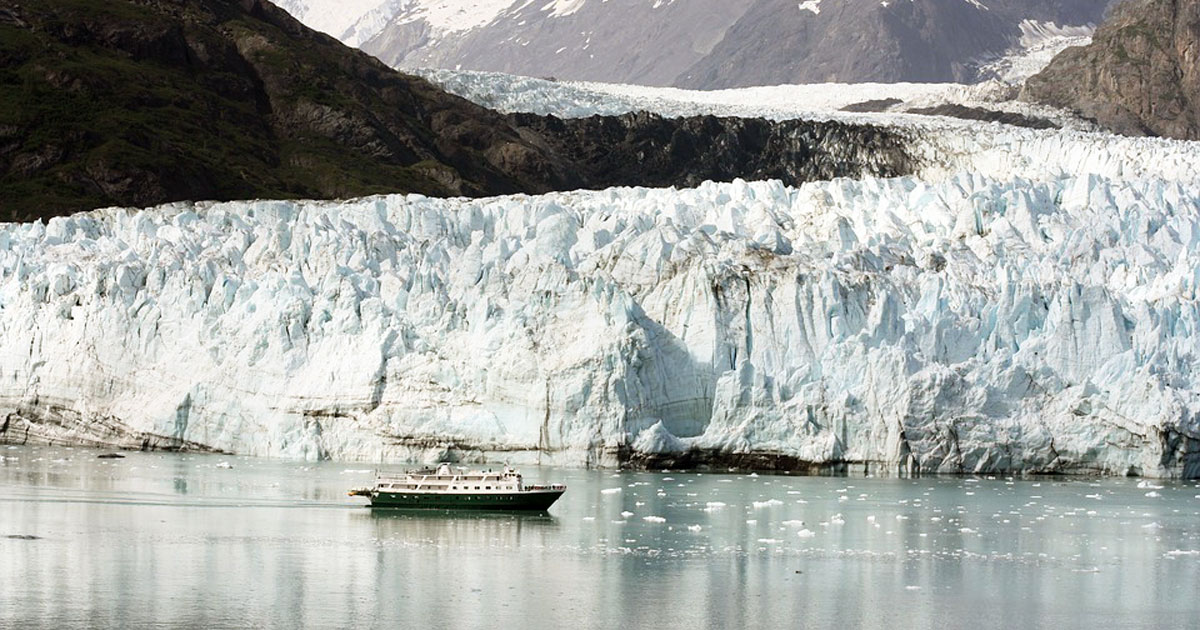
top-left (2, 165), bottom-right (1200, 476)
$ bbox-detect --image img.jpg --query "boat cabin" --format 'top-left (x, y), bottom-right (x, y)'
top-left (373, 464), bottom-right (525, 494)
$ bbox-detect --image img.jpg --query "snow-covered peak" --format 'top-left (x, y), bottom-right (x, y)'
top-left (394, 0), bottom-right (516, 33)
top-left (274, 0), bottom-right (395, 39)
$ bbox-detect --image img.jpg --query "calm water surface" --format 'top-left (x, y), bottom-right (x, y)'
top-left (2, 445), bottom-right (1199, 629)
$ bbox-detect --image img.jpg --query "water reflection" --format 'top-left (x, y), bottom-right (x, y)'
top-left (1, 445), bottom-right (1198, 629)
top-left (365, 510), bottom-right (558, 546)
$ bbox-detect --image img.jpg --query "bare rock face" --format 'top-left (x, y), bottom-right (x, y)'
top-left (1024, 0), bottom-right (1200, 140)
top-left (339, 0), bottom-right (1109, 89)
top-left (678, 0), bottom-right (1110, 88)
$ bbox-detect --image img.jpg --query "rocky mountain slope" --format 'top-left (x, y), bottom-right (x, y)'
top-left (1024, 0), bottom-right (1200, 140)
top-left (0, 0), bottom-right (580, 221)
top-left (361, 0), bottom-right (750, 87)
top-left (0, 0), bottom-right (911, 222)
top-left (678, 0), bottom-right (1111, 87)
top-left (284, 0), bottom-right (1112, 87)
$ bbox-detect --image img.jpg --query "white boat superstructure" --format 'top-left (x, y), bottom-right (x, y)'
top-left (374, 463), bottom-right (525, 494)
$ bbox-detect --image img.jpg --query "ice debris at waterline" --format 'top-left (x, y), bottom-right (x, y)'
top-left (2, 174), bottom-right (1200, 476)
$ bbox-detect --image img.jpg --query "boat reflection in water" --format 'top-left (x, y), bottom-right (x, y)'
top-left (361, 507), bottom-right (559, 551)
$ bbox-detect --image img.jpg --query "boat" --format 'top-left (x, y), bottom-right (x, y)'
top-left (348, 463), bottom-right (566, 511)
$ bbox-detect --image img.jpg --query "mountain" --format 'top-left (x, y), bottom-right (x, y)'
top-left (361, 0), bottom-right (752, 88)
top-left (286, 0), bottom-right (1112, 87)
top-left (1024, 0), bottom-right (1200, 140)
top-left (0, 0), bottom-right (910, 222)
top-left (0, 0), bottom-right (582, 222)
top-left (677, 0), bottom-right (1112, 87)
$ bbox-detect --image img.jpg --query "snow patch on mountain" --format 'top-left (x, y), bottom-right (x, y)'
top-left (542, 0), bottom-right (587, 18)
top-left (798, 1), bottom-right (822, 15)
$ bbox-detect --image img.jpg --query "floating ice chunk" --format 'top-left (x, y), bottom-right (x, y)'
top-left (601, 487), bottom-right (622, 495)
top-left (830, 514), bottom-right (845, 525)
top-left (1145, 491), bottom-right (1162, 498)
top-left (960, 527), bottom-right (976, 533)
top-left (752, 499), bottom-right (783, 508)
top-left (620, 510), bottom-right (634, 518)
top-left (797, 529), bottom-right (816, 539)
top-left (782, 520), bottom-right (805, 527)
top-left (216, 461), bottom-right (233, 469)
top-left (687, 525), bottom-right (701, 532)
top-left (643, 516), bottom-right (666, 523)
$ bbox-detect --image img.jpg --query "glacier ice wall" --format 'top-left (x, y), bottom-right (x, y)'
top-left (2, 174), bottom-right (1200, 476)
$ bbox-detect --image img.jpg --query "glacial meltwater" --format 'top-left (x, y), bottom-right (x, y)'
top-left (3, 446), bottom-right (1199, 629)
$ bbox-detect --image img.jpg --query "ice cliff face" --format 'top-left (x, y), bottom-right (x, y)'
top-left (3, 170), bottom-right (1200, 476)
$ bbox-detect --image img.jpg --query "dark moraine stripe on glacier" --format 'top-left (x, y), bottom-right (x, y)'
top-left (512, 111), bottom-right (917, 191)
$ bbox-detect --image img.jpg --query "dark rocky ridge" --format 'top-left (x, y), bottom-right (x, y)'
top-left (510, 112), bottom-right (916, 190)
top-left (905, 104), bottom-right (1060, 130)
top-left (0, 0), bottom-right (915, 223)
top-left (1024, 0), bottom-right (1200, 140)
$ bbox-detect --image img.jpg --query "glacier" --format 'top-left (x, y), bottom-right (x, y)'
top-left (5, 62), bottom-right (1200, 476)
top-left (3, 169), bottom-right (1200, 476)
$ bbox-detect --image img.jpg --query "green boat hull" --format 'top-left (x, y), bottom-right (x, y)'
top-left (366, 489), bottom-right (564, 511)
